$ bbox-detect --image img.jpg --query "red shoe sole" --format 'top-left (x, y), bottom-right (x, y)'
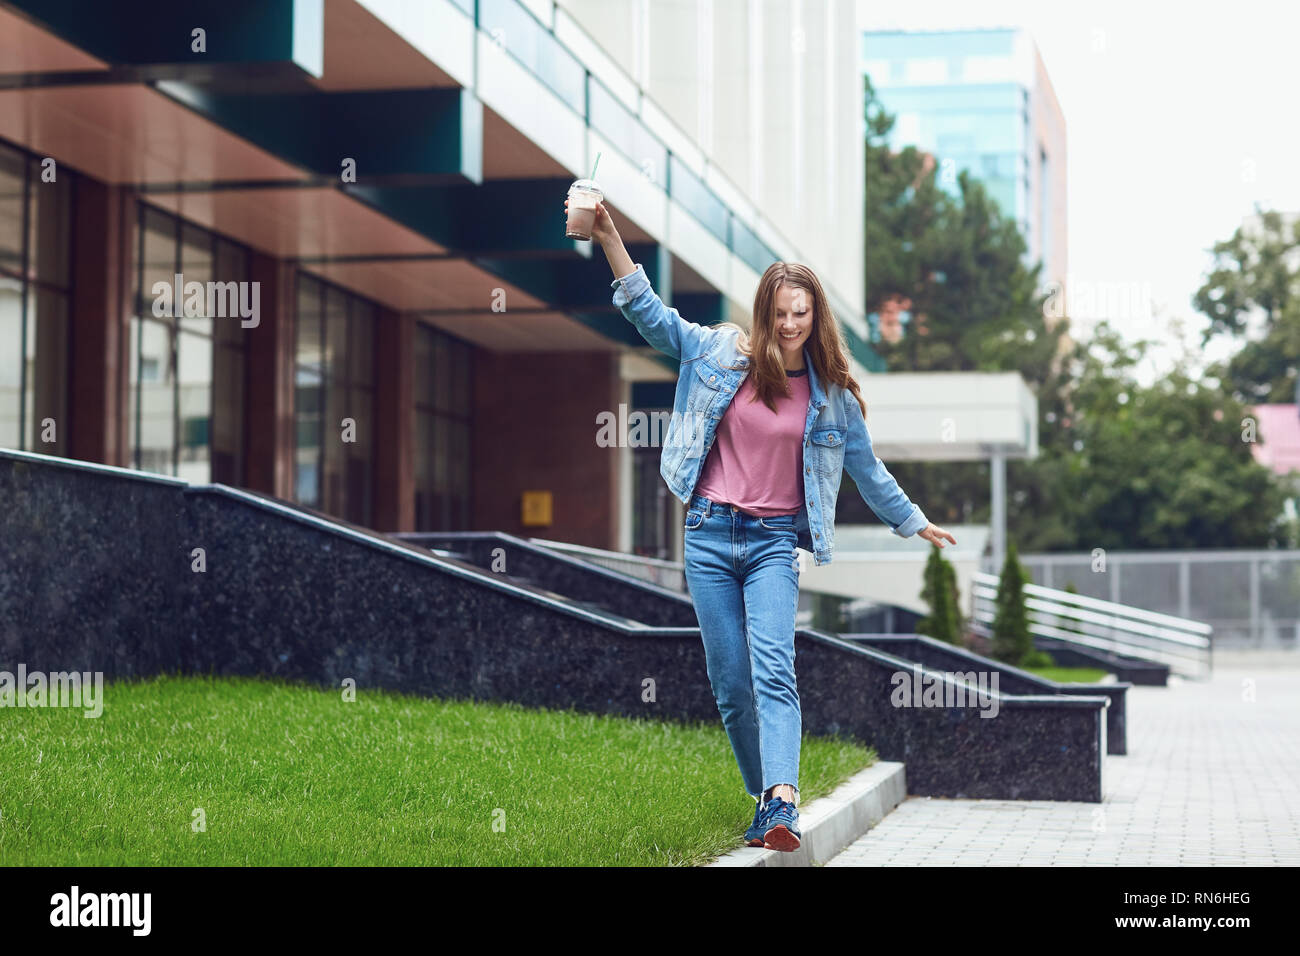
top-left (763, 825), bottom-right (801, 852)
top-left (746, 837), bottom-right (766, 847)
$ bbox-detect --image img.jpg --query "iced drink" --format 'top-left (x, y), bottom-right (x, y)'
top-left (566, 179), bottom-right (602, 240)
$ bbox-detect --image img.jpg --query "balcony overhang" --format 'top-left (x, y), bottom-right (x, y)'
top-left (858, 372), bottom-right (1039, 461)
top-left (153, 84), bottom-right (482, 185)
top-left (0, 83), bottom-right (309, 184)
top-left (3, 0), bottom-right (324, 84)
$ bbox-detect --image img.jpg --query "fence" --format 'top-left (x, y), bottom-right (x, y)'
top-left (970, 571), bottom-right (1214, 679)
top-left (998, 550), bottom-right (1300, 650)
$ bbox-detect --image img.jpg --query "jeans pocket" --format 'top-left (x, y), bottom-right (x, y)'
top-left (685, 509), bottom-right (705, 531)
top-left (758, 515), bottom-right (795, 531)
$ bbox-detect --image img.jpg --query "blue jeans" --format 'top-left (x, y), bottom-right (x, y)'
top-left (683, 493), bottom-right (801, 805)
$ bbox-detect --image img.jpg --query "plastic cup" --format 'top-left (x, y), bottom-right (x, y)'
top-left (566, 179), bottom-right (603, 240)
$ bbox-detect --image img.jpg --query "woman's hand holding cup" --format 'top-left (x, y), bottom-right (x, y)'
top-left (565, 196), bottom-right (616, 244)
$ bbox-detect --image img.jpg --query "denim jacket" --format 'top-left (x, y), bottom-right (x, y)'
top-left (611, 263), bottom-right (927, 566)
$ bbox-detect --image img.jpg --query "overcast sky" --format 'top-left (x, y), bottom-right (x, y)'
top-left (857, 0), bottom-right (1300, 387)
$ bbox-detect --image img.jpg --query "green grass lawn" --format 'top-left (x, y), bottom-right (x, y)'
top-left (1021, 666), bottom-right (1111, 683)
top-left (0, 674), bottom-right (874, 866)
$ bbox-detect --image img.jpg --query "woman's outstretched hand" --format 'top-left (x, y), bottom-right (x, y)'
top-left (917, 523), bottom-right (957, 548)
top-left (565, 197), bottom-right (618, 244)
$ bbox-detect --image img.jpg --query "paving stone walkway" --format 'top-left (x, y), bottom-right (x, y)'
top-left (827, 654), bottom-right (1300, 866)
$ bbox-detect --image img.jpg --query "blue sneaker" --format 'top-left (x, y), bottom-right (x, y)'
top-left (744, 799), bottom-right (769, 847)
top-left (761, 796), bottom-right (801, 851)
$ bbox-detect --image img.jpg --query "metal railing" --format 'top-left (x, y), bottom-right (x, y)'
top-left (969, 571), bottom-right (1213, 680)
top-left (1006, 549), bottom-right (1300, 650)
top-left (529, 538), bottom-right (687, 592)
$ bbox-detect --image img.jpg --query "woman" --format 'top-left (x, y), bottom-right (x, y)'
top-left (573, 197), bottom-right (956, 852)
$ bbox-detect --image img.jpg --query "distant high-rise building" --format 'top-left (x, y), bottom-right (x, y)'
top-left (862, 27), bottom-right (1068, 311)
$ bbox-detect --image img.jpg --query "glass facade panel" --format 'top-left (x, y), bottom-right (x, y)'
top-left (139, 207), bottom-right (175, 315)
top-left (324, 285), bottom-right (348, 379)
top-left (479, 0), bottom-right (585, 114)
top-left (293, 272), bottom-right (376, 524)
top-left (179, 222), bottom-right (214, 337)
top-left (29, 160), bottom-right (70, 287)
top-left (177, 330), bottom-right (213, 482)
top-left (0, 149), bottom-right (22, 276)
top-left (413, 322), bottom-right (472, 532)
top-left (0, 143), bottom-right (71, 455)
top-left (130, 203), bottom-right (248, 481)
top-left (864, 29), bottom-right (1016, 73)
top-left (0, 274), bottom-right (21, 447)
top-left (346, 388), bottom-right (373, 526)
top-left (211, 332), bottom-right (244, 485)
top-left (731, 216), bottom-right (778, 275)
top-left (322, 362), bottom-right (348, 515)
top-left (668, 155), bottom-right (729, 244)
top-left (27, 285), bottom-right (68, 450)
top-left (296, 276), bottom-right (323, 373)
top-left (294, 274), bottom-right (323, 505)
top-left (135, 316), bottom-right (176, 474)
top-left (588, 77), bottom-right (668, 186)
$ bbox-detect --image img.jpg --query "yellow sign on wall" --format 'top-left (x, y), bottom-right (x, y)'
top-left (521, 490), bottom-right (552, 526)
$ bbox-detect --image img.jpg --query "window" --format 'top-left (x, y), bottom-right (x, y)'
top-left (478, 0), bottom-right (585, 113)
top-left (293, 273), bottom-right (376, 526)
top-left (413, 323), bottom-right (472, 532)
top-left (129, 204), bottom-right (248, 484)
top-left (0, 141), bottom-right (71, 453)
top-left (1038, 145), bottom-right (1050, 269)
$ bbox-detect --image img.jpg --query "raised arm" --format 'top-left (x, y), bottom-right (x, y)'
top-left (593, 202), bottom-right (636, 279)
top-left (573, 197), bottom-right (718, 363)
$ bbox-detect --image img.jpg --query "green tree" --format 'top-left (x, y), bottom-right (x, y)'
top-left (943, 556), bottom-right (966, 644)
top-left (990, 542), bottom-right (1034, 666)
top-left (857, 73), bottom-right (1070, 536)
top-left (1050, 321), bottom-right (1290, 549)
top-left (1193, 207), bottom-right (1300, 404)
top-left (916, 544), bottom-right (963, 645)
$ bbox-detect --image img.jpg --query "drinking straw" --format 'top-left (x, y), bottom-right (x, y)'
top-left (590, 152), bottom-right (601, 181)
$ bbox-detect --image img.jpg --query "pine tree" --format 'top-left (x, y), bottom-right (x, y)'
top-left (943, 557), bottom-right (965, 644)
top-left (917, 544), bottom-right (962, 645)
top-left (990, 541), bottom-right (1034, 665)
top-left (916, 544), bottom-right (943, 639)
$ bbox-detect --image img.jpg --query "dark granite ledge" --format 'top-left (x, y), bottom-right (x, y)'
top-left (1, 448), bottom-right (1110, 801)
top-left (1034, 637), bottom-right (1171, 686)
top-left (392, 531), bottom-right (699, 628)
top-left (849, 634), bottom-right (1128, 754)
top-left (2, 446), bottom-right (188, 487)
top-left (185, 484), bottom-right (689, 631)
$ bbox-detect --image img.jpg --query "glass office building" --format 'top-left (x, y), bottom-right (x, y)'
top-left (862, 28), bottom-right (1068, 298)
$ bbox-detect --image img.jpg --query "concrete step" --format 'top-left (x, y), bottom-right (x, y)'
top-left (707, 761), bottom-right (907, 867)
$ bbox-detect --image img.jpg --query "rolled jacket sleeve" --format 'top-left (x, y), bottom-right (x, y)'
top-left (841, 390), bottom-right (929, 537)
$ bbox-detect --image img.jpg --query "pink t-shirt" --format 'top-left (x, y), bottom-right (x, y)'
top-left (693, 368), bottom-right (809, 516)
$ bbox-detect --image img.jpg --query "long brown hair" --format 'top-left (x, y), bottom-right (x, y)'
top-left (713, 262), bottom-right (868, 418)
